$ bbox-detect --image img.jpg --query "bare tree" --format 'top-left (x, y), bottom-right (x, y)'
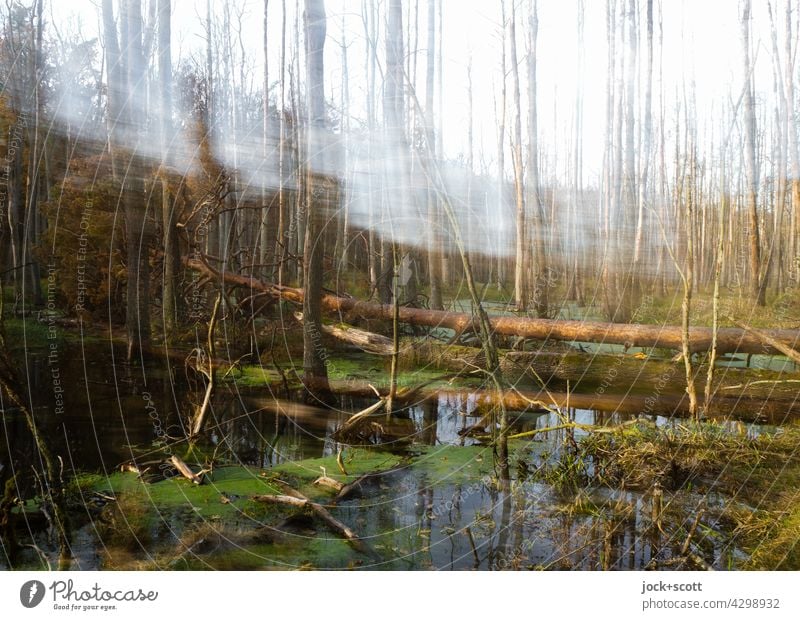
top-left (425, 0), bottom-right (443, 310)
top-left (741, 0), bottom-right (765, 305)
top-left (509, 0), bottom-right (526, 311)
top-left (302, 0), bottom-right (330, 394)
top-left (526, 0), bottom-right (548, 317)
top-left (159, 0), bottom-right (180, 340)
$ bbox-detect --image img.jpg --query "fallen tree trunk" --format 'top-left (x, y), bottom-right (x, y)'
top-left (253, 482), bottom-right (378, 560)
top-left (294, 311), bottom-right (393, 355)
top-left (296, 377), bottom-right (800, 424)
top-left (185, 258), bottom-right (800, 356)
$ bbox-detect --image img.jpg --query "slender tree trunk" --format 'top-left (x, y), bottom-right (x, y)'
top-left (634, 0), bottom-right (653, 287)
top-left (260, 0), bottom-right (271, 281)
top-left (302, 0), bottom-right (330, 394)
top-left (509, 2), bottom-right (526, 311)
top-left (21, 0), bottom-right (43, 307)
top-left (426, 0), bottom-right (443, 309)
top-left (158, 0), bottom-right (179, 341)
top-left (741, 0), bottom-right (765, 305)
top-left (785, 0), bottom-right (800, 285)
top-left (495, 0), bottom-right (508, 291)
top-left (527, 1), bottom-right (547, 317)
top-left (130, 0), bottom-right (152, 361)
top-left (276, 0), bottom-right (287, 286)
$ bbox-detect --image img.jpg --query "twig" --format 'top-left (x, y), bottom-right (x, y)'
top-left (680, 509), bottom-right (705, 556)
top-left (191, 292), bottom-right (222, 437)
top-left (720, 379), bottom-right (800, 390)
top-left (465, 526), bottom-right (480, 567)
top-left (499, 418), bottom-right (642, 441)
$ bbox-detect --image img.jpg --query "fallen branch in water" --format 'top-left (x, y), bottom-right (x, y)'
top-left (312, 472), bottom-right (382, 503)
top-left (169, 455), bottom-right (205, 485)
top-left (335, 474), bottom-right (374, 502)
top-left (331, 398), bottom-right (387, 440)
top-left (253, 481), bottom-right (378, 560)
top-left (500, 418), bottom-right (646, 441)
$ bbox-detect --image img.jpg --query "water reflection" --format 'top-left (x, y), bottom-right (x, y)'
top-left (0, 344), bottom-right (753, 570)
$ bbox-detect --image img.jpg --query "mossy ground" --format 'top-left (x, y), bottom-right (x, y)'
top-left (228, 351), bottom-right (486, 392)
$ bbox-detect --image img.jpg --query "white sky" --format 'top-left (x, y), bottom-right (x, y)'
top-left (52, 0), bottom-right (780, 183)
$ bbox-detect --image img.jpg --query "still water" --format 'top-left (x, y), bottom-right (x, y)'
top-left (0, 341), bottom-right (748, 570)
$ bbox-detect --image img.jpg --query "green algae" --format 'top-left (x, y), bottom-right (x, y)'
top-left (90, 449), bottom-right (403, 529)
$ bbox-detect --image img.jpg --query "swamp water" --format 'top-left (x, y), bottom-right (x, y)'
top-left (0, 340), bottom-right (783, 570)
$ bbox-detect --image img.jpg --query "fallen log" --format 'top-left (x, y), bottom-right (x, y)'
top-left (253, 482), bottom-right (378, 560)
top-left (335, 474), bottom-right (373, 502)
top-left (301, 472), bottom-right (383, 507)
top-left (305, 377), bottom-right (800, 424)
top-left (185, 258), bottom-right (800, 356)
top-left (294, 311), bottom-right (393, 355)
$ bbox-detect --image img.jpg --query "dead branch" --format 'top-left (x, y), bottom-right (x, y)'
top-left (169, 455), bottom-right (205, 485)
top-left (253, 481), bottom-right (378, 560)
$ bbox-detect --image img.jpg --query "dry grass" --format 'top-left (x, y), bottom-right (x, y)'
top-left (533, 420), bottom-right (800, 569)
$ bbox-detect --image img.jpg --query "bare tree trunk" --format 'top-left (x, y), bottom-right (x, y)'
top-left (186, 257), bottom-right (800, 356)
top-left (682, 124), bottom-right (698, 419)
top-left (768, 1), bottom-right (787, 294)
top-left (260, 0), bottom-right (271, 281)
top-left (741, 0), bottom-right (765, 305)
top-left (527, 1), bottom-right (548, 317)
top-left (426, 0), bottom-right (443, 310)
top-left (634, 0), bottom-right (653, 287)
top-left (21, 0), bottom-right (43, 307)
top-left (786, 0), bottom-right (800, 281)
top-left (334, 15), bottom-right (351, 274)
top-left (601, 0), bottom-right (616, 319)
top-left (302, 0), bottom-right (330, 394)
top-left (568, 0), bottom-right (585, 304)
top-left (705, 139), bottom-right (727, 413)
top-left (495, 0), bottom-right (508, 292)
top-left (276, 0), bottom-right (288, 286)
top-left (378, 0), bottom-right (405, 307)
top-left (509, 2), bottom-right (526, 311)
top-left (158, 0), bottom-right (179, 341)
top-left (363, 0), bottom-right (379, 297)
top-left (622, 0), bottom-right (638, 314)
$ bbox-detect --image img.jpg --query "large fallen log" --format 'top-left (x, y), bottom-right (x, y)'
top-left (185, 258), bottom-right (800, 356)
top-left (293, 311), bottom-right (393, 355)
top-left (293, 377), bottom-right (800, 424)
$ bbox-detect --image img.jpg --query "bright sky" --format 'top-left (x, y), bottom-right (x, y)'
top-left (51, 0), bottom-right (780, 184)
